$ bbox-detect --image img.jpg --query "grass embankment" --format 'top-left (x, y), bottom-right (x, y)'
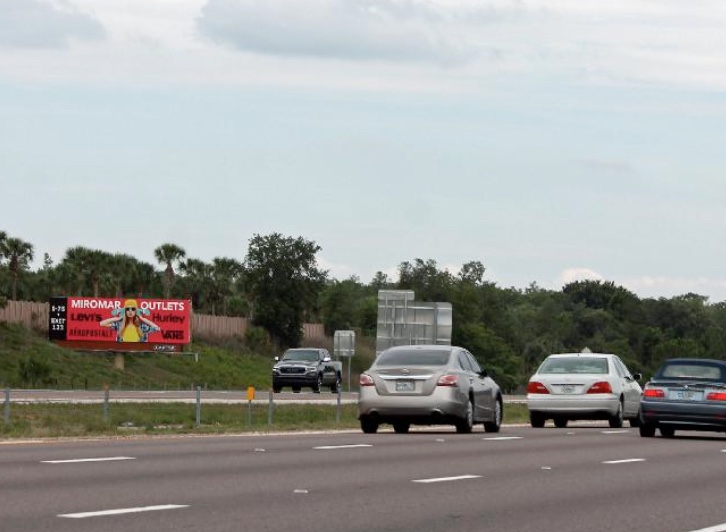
top-left (0, 321), bottom-right (375, 391)
top-left (0, 402), bottom-right (531, 439)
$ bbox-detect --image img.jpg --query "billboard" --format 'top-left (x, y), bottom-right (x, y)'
top-left (49, 296), bottom-right (191, 353)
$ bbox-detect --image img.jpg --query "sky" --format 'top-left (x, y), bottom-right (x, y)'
top-left (2, 0), bottom-right (726, 302)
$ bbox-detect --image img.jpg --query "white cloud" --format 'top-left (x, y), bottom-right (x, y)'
top-left (622, 276), bottom-right (726, 301)
top-left (0, 0), bottom-right (105, 49)
top-left (196, 0), bottom-right (484, 64)
top-left (557, 268), bottom-right (605, 287)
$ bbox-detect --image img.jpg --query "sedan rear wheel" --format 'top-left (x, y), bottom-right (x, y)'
top-left (360, 417), bottom-right (379, 434)
top-left (529, 412), bottom-right (546, 428)
top-left (393, 422), bottom-right (410, 434)
top-left (609, 400), bottom-right (624, 428)
top-left (484, 399), bottom-right (503, 433)
top-left (639, 423), bottom-right (656, 437)
top-left (455, 400), bottom-right (474, 434)
top-left (660, 426), bottom-right (675, 438)
top-left (553, 417), bottom-right (568, 429)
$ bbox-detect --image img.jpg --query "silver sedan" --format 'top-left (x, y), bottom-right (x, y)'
top-left (527, 352), bottom-right (643, 428)
top-left (358, 345), bottom-right (503, 434)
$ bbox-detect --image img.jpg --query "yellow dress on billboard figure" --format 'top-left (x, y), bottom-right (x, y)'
top-left (99, 299), bottom-right (161, 342)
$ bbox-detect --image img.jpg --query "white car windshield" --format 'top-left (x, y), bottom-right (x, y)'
top-left (539, 357), bottom-right (609, 375)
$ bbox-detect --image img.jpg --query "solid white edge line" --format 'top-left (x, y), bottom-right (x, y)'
top-left (313, 444), bottom-right (372, 450)
top-left (602, 458), bottom-right (646, 464)
top-left (687, 523), bottom-right (726, 532)
top-left (59, 504), bottom-right (188, 518)
top-left (413, 475), bottom-right (481, 484)
top-left (42, 457), bottom-right (136, 464)
top-left (482, 436), bottom-right (523, 441)
top-left (601, 430), bottom-right (629, 434)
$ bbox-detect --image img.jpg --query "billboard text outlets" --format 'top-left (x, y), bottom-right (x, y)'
top-left (49, 297), bottom-right (191, 350)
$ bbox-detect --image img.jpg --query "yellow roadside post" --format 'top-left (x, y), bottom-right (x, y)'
top-left (247, 386), bottom-right (255, 426)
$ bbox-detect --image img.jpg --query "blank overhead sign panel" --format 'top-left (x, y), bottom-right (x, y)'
top-left (376, 290), bottom-right (452, 354)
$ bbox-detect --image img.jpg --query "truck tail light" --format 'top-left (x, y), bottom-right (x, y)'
top-left (437, 374), bottom-right (459, 386)
top-left (527, 381), bottom-right (549, 394)
top-left (359, 374), bottom-right (375, 387)
top-left (587, 381), bottom-right (613, 394)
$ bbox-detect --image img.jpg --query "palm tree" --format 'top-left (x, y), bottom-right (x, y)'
top-left (154, 243), bottom-right (186, 299)
top-left (2, 237), bottom-right (34, 300)
top-left (179, 258), bottom-right (210, 312)
top-left (209, 257), bottom-right (244, 315)
top-left (60, 247), bottom-right (111, 297)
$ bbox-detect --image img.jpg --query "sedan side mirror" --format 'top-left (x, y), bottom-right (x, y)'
top-left (632, 373), bottom-right (642, 381)
top-left (479, 369), bottom-right (489, 378)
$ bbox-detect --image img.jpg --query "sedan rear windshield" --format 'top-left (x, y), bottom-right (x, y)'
top-left (538, 357), bottom-right (609, 375)
top-left (657, 362), bottom-right (724, 381)
top-left (376, 350), bottom-right (450, 367)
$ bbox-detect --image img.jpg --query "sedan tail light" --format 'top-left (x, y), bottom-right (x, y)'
top-left (587, 381), bottom-right (613, 394)
top-left (437, 374), bottom-right (459, 386)
top-left (707, 391), bottom-right (726, 401)
top-left (359, 374), bottom-right (375, 387)
top-left (643, 387), bottom-right (665, 398)
top-left (527, 381), bottom-right (549, 394)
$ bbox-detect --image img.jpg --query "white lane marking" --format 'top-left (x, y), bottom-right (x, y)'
top-left (313, 444), bottom-right (372, 450)
top-left (42, 456), bottom-right (136, 464)
top-left (293, 489), bottom-right (309, 494)
top-left (59, 504), bottom-right (188, 518)
top-left (483, 436), bottom-right (523, 441)
top-left (687, 523), bottom-right (726, 532)
top-left (720, 450), bottom-right (726, 453)
top-left (602, 458), bottom-right (646, 464)
top-left (602, 430), bottom-right (629, 434)
top-left (412, 475), bottom-right (481, 484)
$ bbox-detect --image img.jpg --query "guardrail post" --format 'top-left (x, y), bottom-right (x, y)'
top-left (195, 386), bottom-right (202, 427)
top-left (336, 386), bottom-right (342, 423)
top-left (267, 389), bottom-right (274, 425)
top-left (4, 387), bottom-right (10, 427)
top-left (103, 387), bottom-right (109, 424)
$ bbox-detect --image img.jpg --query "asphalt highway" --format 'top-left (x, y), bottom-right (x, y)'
top-left (2, 423), bottom-right (726, 532)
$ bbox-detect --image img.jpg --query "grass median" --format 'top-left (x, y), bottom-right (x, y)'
top-left (0, 402), bottom-right (531, 439)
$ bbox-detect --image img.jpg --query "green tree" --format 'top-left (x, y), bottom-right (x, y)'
top-left (154, 243), bottom-right (186, 299)
top-left (1, 237), bottom-right (34, 300)
top-left (245, 233), bottom-right (328, 347)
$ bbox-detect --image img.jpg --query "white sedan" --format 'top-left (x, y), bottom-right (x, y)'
top-left (527, 352), bottom-right (643, 428)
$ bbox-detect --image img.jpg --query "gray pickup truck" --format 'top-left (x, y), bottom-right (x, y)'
top-left (272, 348), bottom-right (343, 393)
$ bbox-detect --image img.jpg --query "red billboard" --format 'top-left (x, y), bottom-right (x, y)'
top-left (49, 297), bottom-right (191, 352)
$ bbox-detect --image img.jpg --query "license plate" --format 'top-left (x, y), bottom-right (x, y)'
top-left (668, 390), bottom-right (703, 401)
top-left (396, 380), bottom-right (414, 392)
top-left (560, 385), bottom-right (575, 394)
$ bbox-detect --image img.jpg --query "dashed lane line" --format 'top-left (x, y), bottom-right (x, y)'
top-left (42, 456), bottom-right (136, 464)
top-left (59, 504), bottom-right (188, 518)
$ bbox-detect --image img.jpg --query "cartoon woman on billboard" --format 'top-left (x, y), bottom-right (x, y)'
top-left (99, 299), bottom-right (161, 342)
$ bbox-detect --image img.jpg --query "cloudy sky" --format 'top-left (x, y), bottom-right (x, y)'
top-left (2, 0), bottom-right (726, 301)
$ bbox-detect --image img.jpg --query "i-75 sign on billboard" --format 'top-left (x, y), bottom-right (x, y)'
top-left (49, 296), bottom-right (191, 353)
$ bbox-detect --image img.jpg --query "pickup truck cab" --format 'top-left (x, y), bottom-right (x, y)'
top-left (272, 348), bottom-right (343, 393)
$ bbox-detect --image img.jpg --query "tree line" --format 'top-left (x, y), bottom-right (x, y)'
top-left (2, 229), bottom-right (725, 390)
